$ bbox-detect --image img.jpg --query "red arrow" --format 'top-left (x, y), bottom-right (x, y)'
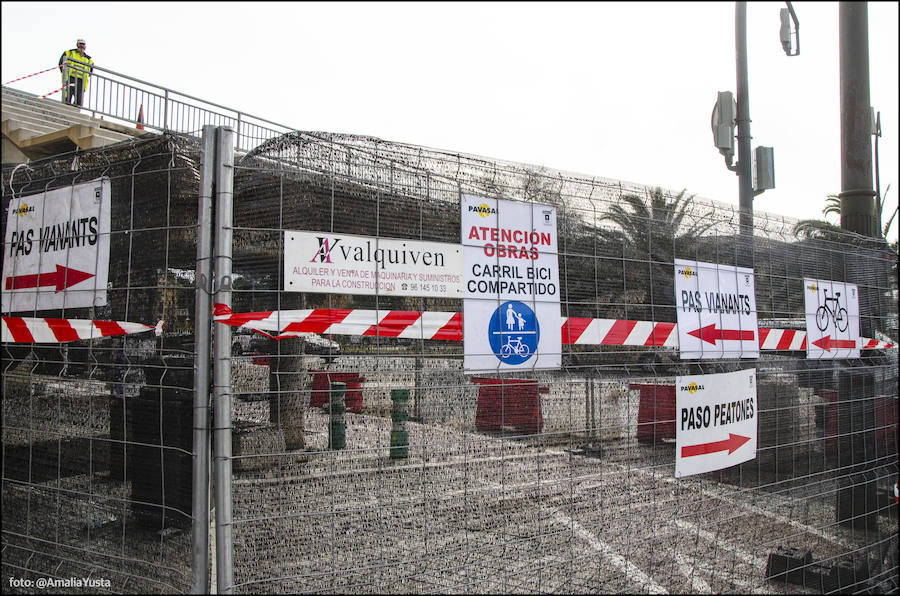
top-left (4, 265), bottom-right (94, 292)
top-left (812, 335), bottom-right (856, 352)
top-left (681, 433), bottom-right (751, 458)
top-left (687, 323), bottom-right (756, 345)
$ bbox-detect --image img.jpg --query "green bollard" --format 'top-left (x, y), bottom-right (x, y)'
top-left (390, 389), bottom-right (410, 459)
top-left (328, 382), bottom-right (346, 450)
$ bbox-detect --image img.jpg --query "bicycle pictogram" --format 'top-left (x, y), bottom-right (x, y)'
top-left (500, 336), bottom-right (530, 359)
top-left (488, 301), bottom-right (539, 365)
top-left (815, 288), bottom-right (848, 332)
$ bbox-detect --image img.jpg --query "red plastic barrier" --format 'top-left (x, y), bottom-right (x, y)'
top-left (309, 370), bottom-right (366, 413)
top-left (875, 396), bottom-right (898, 452)
top-left (471, 377), bottom-right (548, 434)
top-left (630, 383), bottom-right (676, 444)
top-left (816, 389), bottom-right (897, 456)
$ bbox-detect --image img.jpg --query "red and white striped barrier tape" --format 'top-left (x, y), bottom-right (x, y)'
top-left (2, 316), bottom-right (163, 343)
top-left (5, 305), bottom-right (891, 350)
top-left (758, 327), bottom-right (807, 351)
top-left (213, 304), bottom-right (896, 351)
top-left (3, 66), bottom-right (58, 87)
top-left (41, 86), bottom-right (65, 99)
top-left (562, 318), bottom-right (678, 347)
top-left (213, 303), bottom-right (462, 341)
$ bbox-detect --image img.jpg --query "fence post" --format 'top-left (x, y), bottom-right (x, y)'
top-left (213, 126), bottom-right (235, 593)
top-left (190, 125), bottom-right (216, 594)
top-left (163, 89), bottom-right (170, 132)
top-left (235, 113), bottom-right (242, 152)
top-left (390, 389), bottom-right (410, 459)
top-left (328, 382), bottom-right (347, 450)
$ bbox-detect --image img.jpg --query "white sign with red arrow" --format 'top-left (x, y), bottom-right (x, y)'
top-left (2, 178), bottom-right (110, 313)
top-left (804, 278), bottom-right (860, 359)
top-left (674, 259), bottom-right (759, 359)
top-left (675, 368), bottom-right (757, 478)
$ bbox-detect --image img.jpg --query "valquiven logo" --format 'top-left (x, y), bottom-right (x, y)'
top-left (309, 237), bottom-right (340, 263)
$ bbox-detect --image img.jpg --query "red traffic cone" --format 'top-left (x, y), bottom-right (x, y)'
top-left (136, 104), bottom-right (144, 130)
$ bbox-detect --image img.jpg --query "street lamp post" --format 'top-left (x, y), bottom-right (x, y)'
top-left (838, 2), bottom-right (876, 237)
top-left (719, 2), bottom-right (798, 254)
top-left (735, 1), bottom-right (753, 239)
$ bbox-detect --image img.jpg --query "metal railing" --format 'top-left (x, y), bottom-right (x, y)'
top-left (71, 63), bottom-right (295, 152)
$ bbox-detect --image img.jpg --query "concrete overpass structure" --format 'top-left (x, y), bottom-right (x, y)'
top-left (2, 86), bottom-right (150, 163)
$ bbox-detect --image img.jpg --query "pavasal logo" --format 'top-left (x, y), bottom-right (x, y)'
top-left (15, 203), bottom-right (35, 217)
top-left (469, 203), bottom-right (496, 218)
top-left (309, 237), bottom-right (340, 263)
top-left (680, 382), bottom-right (705, 394)
top-left (807, 283), bottom-right (817, 293)
top-left (677, 267), bottom-right (696, 279)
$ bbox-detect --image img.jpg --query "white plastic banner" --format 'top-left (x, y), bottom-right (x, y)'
top-left (803, 278), bottom-right (860, 359)
top-left (284, 230), bottom-right (463, 298)
top-left (675, 368), bottom-right (757, 478)
top-left (3, 178), bottom-right (110, 312)
top-left (674, 259), bottom-right (759, 359)
top-left (461, 195), bottom-right (561, 372)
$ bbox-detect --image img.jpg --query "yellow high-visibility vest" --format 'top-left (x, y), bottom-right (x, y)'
top-left (59, 49), bottom-right (93, 85)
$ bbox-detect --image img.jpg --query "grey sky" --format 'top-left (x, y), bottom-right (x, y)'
top-left (2, 1), bottom-right (897, 239)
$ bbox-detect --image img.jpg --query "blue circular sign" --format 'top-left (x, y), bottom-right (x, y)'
top-left (488, 301), bottom-right (539, 365)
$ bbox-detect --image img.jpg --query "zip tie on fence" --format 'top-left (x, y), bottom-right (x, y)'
top-left (213, 303), bottom-right (897, 351)
top-left (1, 316), bottom-right (163, 343)
top-left (3, 66), bottom-right (58, 87)
top-left (41, 86), bottom-right (65, 98)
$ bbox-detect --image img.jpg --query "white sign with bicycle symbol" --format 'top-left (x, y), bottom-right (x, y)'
top-left (461, 195), bottom-right (561, 372)
top-left (804, 278), bottom-right (860, 359)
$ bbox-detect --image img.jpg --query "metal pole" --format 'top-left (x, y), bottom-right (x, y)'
top-left (838, 2), bottom-right (876, 237)
top-left (874, 112), bottom-right (882, 237)
top-left (213, 126), bottom-right (235, 593)
top-left (164, 89), bottom-right (170, 133)
top-left (836, 1), bottom-right (878, 534)
top-left (235, 113), bottom-right (242, 152)
top-left (735, 1), bottom-right (754, 243)
top-left (190, 126), bottom-right (216, 594)
top-left (62, 60), bottom-right (70, 104)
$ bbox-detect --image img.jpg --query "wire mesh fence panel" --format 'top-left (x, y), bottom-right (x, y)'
top-left (2, 134), bottom-right (203, 593)
top-left (2, 129), bottom-right (898, 594)
top-left (223, 132), bottom-right (898, 594)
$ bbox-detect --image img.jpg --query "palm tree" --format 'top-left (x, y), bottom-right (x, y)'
top-left (604, 186), bottom-right (715, 250)
top-left (794, 187), bottom-right (898, 254)
top-left (600, 186), bottom-right (717, 321)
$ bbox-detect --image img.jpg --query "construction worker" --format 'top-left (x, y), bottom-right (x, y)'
top-left (58, 39), bottom-right (93, 106)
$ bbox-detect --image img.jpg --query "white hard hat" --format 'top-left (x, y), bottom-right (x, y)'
top-left (77, 39), bottom-right (86, 45)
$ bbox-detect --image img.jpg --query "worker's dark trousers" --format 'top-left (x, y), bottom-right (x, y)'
top-left (64, 76), bottom-right (85, 106)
